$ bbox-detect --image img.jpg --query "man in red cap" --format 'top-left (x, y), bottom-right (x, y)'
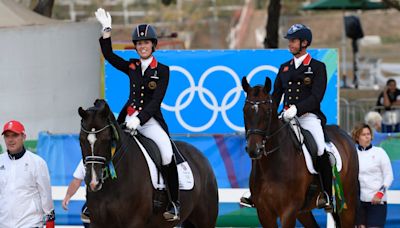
top-left (0, 120), bottom-right (55, 228)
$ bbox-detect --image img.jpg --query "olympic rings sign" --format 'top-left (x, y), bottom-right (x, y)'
top-left (162, 65), bottom-right (279, 132)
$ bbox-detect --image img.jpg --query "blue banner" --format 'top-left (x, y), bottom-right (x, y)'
top-left (104, 49), bottom-right (338, 134)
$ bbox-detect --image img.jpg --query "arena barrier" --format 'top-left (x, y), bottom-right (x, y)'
top-left (37, 132), bottom-right (400, 227)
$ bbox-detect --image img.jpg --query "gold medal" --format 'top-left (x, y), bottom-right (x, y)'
top-left (304, 77), bottom-right (312, 85)
top-left (148, 81), bottom-right (157, 90)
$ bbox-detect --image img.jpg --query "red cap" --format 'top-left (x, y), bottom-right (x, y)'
top-left (2, 120), bottom-right (25, 135)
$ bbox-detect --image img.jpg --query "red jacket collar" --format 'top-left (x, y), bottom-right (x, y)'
top-left (149, 57), bottom-right (158, 69)
top-left (302, 54), bottom-right (312, 66)
top-left (291, 53), bottom-right (312, 66)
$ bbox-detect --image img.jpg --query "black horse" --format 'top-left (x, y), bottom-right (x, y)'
top-left (242, 77), bottom-right (359, 227)
top-left (78, 99), bottom-right (218, 228)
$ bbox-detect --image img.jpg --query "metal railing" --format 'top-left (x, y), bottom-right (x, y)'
top-left (339, 98), bottom-right (400, 133)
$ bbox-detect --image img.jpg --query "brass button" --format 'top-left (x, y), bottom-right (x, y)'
top-left (288, 81), bottom-right (292, 85)
top-left (288, 96), bottom-right (292, 100)
top-left (140, 100), bottom-right (144, 103)
top-left (141, 86), bottom-right (145, 89)
top-left (133, 84), bottom-right (135, 88)
top-left (296, 89), bottom-right (300, 92)
top-left (295, 96), bottom-right (299, 100)
top-left (297, 82), bottom-right (301, 85)
top-left (288, 89), bottom-right (292, 92)
top-left (141, 93), bottom-right (144, 96)
top-left (138, 107), bottom-right (142, 111)
top-left (133, 106), bottom-right (136, 109)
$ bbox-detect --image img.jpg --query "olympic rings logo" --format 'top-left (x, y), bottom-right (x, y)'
top-left (161, 65), bottom-right (279, 132)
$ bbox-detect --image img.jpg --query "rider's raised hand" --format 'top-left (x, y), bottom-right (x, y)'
top-left (95, 8), bottom-right (112, 33)
top-left (283, 105), bottom-right (297, 122)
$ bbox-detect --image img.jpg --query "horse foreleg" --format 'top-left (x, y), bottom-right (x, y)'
top-left (256, 207), bottom-right (278, 228)
top-left (297, 211), bottom-right (319, 228)
top-left (280, 208), bottom-right (298, 228)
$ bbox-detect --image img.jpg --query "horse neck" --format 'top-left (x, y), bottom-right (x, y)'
top-left (106, 121), bottom-right (148, 183)
top-left (257, 119), bottom-right (292, 172)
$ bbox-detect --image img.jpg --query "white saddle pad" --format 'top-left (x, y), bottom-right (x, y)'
top-left (289, 120), bottom-right (342, 174)
top-left (133, 136), bottom-right (194, 190)
top-left (303, 142), bottom-right (343, 174)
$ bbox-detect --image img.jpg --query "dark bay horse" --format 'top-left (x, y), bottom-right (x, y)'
top-left (242, 77), bottom-right (359, 227)
top-left (78, 99), bottom-right (218, 228)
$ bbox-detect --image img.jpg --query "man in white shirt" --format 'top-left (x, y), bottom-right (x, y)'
top-left (0, 120), bottom-right (55, 228)
top-left (62, 159), bottom-right (89, 227)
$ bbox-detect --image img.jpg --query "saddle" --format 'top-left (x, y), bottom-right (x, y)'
top-left (124, 131), bottom-right (194, 212)
top-left (135, 132), bottom-right (186, 169)
top-left (288, 119), bottom-right (319, 169)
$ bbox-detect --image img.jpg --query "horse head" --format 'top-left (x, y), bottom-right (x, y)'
top-left (242, 76), bottom-right (281, 159)
top-left (78, 99), bottom-right (120, 192)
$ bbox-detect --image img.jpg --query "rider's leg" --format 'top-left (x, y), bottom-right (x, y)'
top-left (161, 157), bottom-right (180, 221)
top-left (298, 114), bottom-right (333, 210)
top-left (136, 118), bottom-right (180, 221)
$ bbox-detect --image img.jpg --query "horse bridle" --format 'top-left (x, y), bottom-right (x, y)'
top-left (80, 121), bottom-right (125, 183)
top-left (81, 124), bottom-right (111, 166)
top-left (245, 98), bottom-right (288, 156)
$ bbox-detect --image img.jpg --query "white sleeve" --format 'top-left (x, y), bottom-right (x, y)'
top-left (36, 158), bottom-right (54, 215)
top-left (73, 160), bottom-right (86, 180)
top-left (380, 149), bottom-right (394, 189)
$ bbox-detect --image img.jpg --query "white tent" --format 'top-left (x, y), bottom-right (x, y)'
top-left (0, 0), bottom-right (58, 27)
top-left (0, 0), bottom-right (101, 141)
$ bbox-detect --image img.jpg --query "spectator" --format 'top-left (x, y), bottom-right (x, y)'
top-left (376, 79), bottom-right (400, 132)
top-left (62, 159), bottom-right (89, 228)
top-left (351, 123), bottom-right (394, 228)
top-left (0, 120), bottom-right (55, 228)
top-left (364, 111), bottom-right (382, 132)
top-left (376, 78), bottom-right (400, 112)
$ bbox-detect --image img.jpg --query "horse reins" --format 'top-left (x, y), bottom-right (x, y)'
top-left (245, 98), bottom-right (289, 156)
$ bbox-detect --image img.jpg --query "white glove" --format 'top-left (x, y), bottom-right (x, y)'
top-left (126, 116), bottom-right (141, 130)
top-left (283, 105), bottom-right (297, 122)
top-left (95, 8), bottom-right (112, 32)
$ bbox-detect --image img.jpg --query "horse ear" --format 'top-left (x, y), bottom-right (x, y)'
top-left (242, 77), bottom-right (250, 93)
top-left (263, 77), bottom-right (272, 94)
top-left (78, 107), bottom-right (87, 119)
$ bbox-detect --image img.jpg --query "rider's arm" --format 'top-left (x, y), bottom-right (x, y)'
top-left (271, 66), bottom-right (284, 107)
top-left (99, 37), bottom-right (130, 75)
top-left (295, 61), bottom-right (327, 116)
top-left (137, 64), bottom-right (170, 124)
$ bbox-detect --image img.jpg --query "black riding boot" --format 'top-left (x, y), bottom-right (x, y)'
top-left (240, 195), bottom-right (255, 208)
top-left (317, 151), bottom-right (333, 212)
top-left (161, 159), bottom-right (180, 221)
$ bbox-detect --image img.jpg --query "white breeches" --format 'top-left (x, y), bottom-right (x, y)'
top-left (126, 115), bottom-right (173, 165)
top-left (297, 113), bottom-right (325, 156)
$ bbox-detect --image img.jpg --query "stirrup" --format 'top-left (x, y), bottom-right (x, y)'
top-left (81, 213), bottom-right (91, 224)
top-left (316, 192), bottom-right (333, 213)
top-left (240, 196), bottom-right (255, 208)
top-left (163, 202), bottom-right (180, 222)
